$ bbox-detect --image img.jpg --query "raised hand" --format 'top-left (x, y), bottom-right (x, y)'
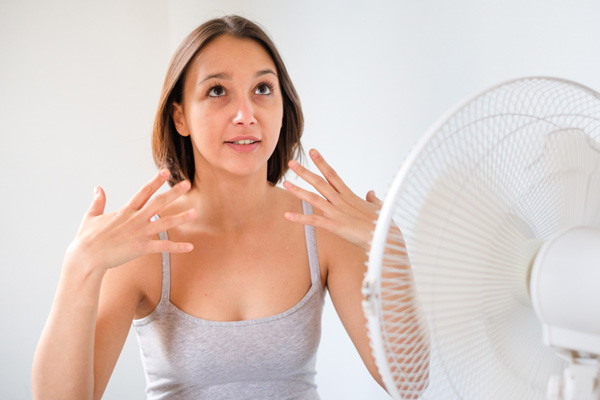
top-left (283, 149), bottom-right (382, 249)
top-left (65, 170), bottom-right (197, 271)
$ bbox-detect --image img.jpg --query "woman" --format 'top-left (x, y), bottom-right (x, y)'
top-left (32, 15), bottom-right (424, 399)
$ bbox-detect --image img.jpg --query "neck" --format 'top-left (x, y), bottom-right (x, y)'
top-left (188, 168), bottom-right (276, 232)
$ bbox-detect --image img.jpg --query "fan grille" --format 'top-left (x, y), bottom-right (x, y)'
top-left (370, 77), bottom-right (600, 399)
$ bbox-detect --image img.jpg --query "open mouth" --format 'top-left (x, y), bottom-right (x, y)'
top-left (224, 138), bottom-right (261, 153)
top-left (226, 139), bottom-right (259, 145)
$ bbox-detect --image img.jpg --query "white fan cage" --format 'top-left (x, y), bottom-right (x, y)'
top-left (363, 77), bottom-right (600, 400)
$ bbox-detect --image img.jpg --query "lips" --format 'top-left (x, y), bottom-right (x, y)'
top-left (224, 136), bottom-right (261, 153)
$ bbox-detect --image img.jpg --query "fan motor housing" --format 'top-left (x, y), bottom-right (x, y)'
top-left (530, 226), bottom-right (600, 356)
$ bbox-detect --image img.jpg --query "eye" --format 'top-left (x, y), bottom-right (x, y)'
top-left (255, 82), bottom-right (273, 95)
top-left (208, 85), bottom-right (226, 97)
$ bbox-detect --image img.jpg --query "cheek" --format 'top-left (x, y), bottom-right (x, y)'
top-left (267, 110), bottom-right (284, 144)
top-left (187, 105), bottom-right (222, 138)
top-left (269, 101), bottom-right (285, 132)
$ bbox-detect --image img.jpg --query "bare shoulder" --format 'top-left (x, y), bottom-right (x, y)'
top-left (290, 195), bottom-right (368, 285)
top-left (318, 215), bottom-right (367, 266)
top-left (99, 243), bottom-right (163, 319)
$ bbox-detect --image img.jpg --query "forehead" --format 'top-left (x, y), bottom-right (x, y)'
top-left (191, 35), bottom-right (277, 78)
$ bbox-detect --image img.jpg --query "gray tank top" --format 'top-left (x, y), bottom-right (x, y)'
top-left (133, 201), bottom-right (325, 400)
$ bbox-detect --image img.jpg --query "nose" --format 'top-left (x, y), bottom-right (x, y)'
top-left (232, 95), bottom-right (257, 126)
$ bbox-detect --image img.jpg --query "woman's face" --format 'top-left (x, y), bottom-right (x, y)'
top-left (172, 34), bottom-right (284, 183)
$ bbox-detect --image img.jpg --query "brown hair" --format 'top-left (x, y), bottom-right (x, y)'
top-left (152, 15), bottom-right (304, 186)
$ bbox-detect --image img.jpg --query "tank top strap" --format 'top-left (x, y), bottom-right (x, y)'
top-left (301, 201), bottom-right (321, 287)
top-left (151, 214), bottom-right (171, 303)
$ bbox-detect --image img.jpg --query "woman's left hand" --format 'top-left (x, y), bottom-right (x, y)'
top-left (283, 148), bottom-right (382, 249)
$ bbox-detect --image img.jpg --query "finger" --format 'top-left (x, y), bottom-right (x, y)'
top-left (87, 186), bottom-right (106, 217)
top-left (146, 208), bottom-right (197, 235)
top-left (142, 239), bottom-right (194, 254)
top-left (310, 149), bottom-right (370, 211)
top-left (284, 211), bottom-right (339, 232)
top-left (285, 210), bottom-right (373, 248)
top-left (138, 179), bottom-right (191, 220)
top-left (366, 190), bottom-right (383, 206)
top-left (125, 169), bottom-right (171, 211)
top-left (308, 149), bottom-right (352, 195)
top-left (288, 159), bottom-right (340, 202)
top-left (282, 180), bottom-right (337, 215)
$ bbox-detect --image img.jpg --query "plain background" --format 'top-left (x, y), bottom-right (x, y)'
top-left (2, 0), bottom-right (600, 398)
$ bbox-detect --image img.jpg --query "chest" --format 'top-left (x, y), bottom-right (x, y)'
top-left (167, 222), bottom-right (316, 322)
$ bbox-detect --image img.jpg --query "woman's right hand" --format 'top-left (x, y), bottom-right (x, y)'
top-left (64, 169), bottom-right (197, 272)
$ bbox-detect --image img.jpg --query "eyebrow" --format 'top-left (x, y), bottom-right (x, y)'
top-left (256, 69), bottom-right (277, 78)
top-left (199, 72), bottom-right (232, 85)
top-left (198, 69), bottom-right (277, 85)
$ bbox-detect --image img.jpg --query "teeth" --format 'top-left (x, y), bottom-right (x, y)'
top-left (233, 140), bottom-right (256, 145)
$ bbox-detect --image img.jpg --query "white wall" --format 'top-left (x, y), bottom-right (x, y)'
top-left (2, 0), bottom-right (600, 399)
top-left (0, 1), bottom-right (167, 398)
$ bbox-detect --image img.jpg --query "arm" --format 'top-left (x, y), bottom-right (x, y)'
top-left (283, 149), bottom-right (429, 396)
top-left (32, 171), bottom-right (196, 400)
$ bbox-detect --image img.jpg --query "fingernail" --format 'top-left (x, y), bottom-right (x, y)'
top-left (283, 181), bottom-right (292, 189)
top-left (160, 169), bottom-right (170, 178)
top-left (180, 180), bottom-right (191, 191)
top-left (309, 149), bottom-right (319, 158)
top-left (93, 186), bottom-right (100, 195)
top-left (289, 160), bottom-right (299, 168)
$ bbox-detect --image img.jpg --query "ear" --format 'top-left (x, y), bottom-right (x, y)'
top-left (171, 102), bottom-right (190, 137)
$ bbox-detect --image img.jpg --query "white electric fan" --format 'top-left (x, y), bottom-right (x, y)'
top-left (362, 77), bottom-right (600, 400)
